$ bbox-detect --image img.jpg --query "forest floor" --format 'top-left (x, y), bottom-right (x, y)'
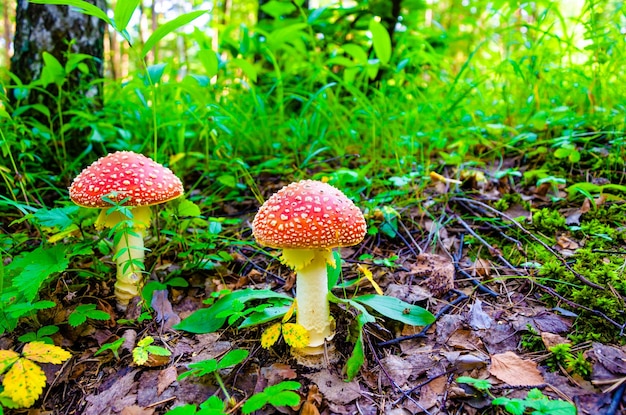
top-left (3, 170), bottom-right (626, 415)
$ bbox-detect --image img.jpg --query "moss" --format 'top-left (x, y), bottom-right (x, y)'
top-left (532, 208), bottom-right (567, 234)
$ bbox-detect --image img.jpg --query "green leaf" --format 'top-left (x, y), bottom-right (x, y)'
top-left (268, 390), bottom-right (300, 407)
top-left (216, 349), bottom-right (248, 369)
top-left (492, 397), bottom-right (525, 415)
top-left (145, 63), bottom-right (167, 85)
top-left (29, 0), bottom-right (111, 25)
top-left (265, 381), bottom-right (301, 394)
top-left (174, 289), bottom-right (291, 334)
top-left (33, 206), bottom-right (79, 229)
top-left (198, 49), bottom-right (219, 78)
top-left (41, 52), bottom-right (66, 86)
top-left (353, 294), bottom-right (435, 326)
top-left (344, 330), bottom-right (364, 381)
top-left (456, 376), bottom-right (492, 391)
top-left (369, 19), bottom-right (392, 65)
top-left (327, 250), bottom-right (342, 290)
top-left (68, 312), bottom-right (87, 327)
top-left (241, 393), bottom-right (268, 414)
top-left (113, 0), bottom-right (140, 33)
top-left (177, 199), bottom-right (202, 217)
top-left (141, 10), bottom-right (208, 58)
top-left (229, 58), bottom-right (257, 83)
top-left (260, 0), bottom-right (296, 18)
top-left (9, 245), bottom-right (69, 302)
top-left (238, 305), bottom-right (291, 329)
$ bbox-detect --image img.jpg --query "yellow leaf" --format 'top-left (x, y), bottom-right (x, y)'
top-left (282, 300), bottom-right (297, 323)
top-left (3, 358), bottom-right (46, 408)
top-left (22, 342), bottom-right (72, 364)
top-left (357, 265), bottom-right (383, 295)
top-left (133, 347), bottom-right (148, 365)
top-left (0, 350), bottom-right (20, 374)
top-left (261, 323), bottom-right (282, 349)
top-left (282, 323), bottom-right (309, 349)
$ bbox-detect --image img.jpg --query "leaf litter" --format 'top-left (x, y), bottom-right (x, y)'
top-left (3, 176), bottom-right (626, 415)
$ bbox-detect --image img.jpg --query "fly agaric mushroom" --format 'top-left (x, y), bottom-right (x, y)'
top-left (252, 180), bottom-right (367, 354)
top-left (69, 151), bottom-right (183, 309)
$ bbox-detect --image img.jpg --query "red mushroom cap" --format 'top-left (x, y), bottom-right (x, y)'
top-left (69, 151), bottom-right (184, 208)
top-left (252, 180), bottom-right (367, 249)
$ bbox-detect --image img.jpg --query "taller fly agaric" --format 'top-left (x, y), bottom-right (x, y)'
top-left (69, 151), bottom-right (184, 309)
top-left (253, 180), bottom-right (367, 354)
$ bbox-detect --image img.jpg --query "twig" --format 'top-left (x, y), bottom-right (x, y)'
top-left (452, 197), bottom-right (604, 290)
top-left (377, 290), bottom-right (468, 347)
top-left (534, 281), bottom-right (625, 335)
top-left (455, 233), bottom-right (499, 297)
top-left (365, 330), bottom-right (432, 414)
top-left (235, 247), bottom-right (285, 283)
top-left (607, 380), bottom-right (625, 415)
top-left (453, 214), bottom-right (521, 271)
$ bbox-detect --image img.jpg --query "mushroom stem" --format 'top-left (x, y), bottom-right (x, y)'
top-left (289, 249), bottom-right (334, 354)
top-left (114, 226), bottom-right (146, 308)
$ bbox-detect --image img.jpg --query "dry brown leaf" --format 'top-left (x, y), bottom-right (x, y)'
top-left (473, 258), bottom-right (491, 277)
top-left (151, 290), bottom-right (181, 330)
top-left (489, 351), bottom-right (544, 386)
top-left (157, 366), bottom-right (178, 396)
top-left (541, 332), bottom-right (570, 350)
top-left (415, 376), bottom-right (447, 413)
top-left (305, 369), bottom-right (361, 405)
top-left (556, 234), bottom-right (580, 250)
top-left (300, 401), bottom-right (320, 415)
top-left (120, 405), bottom-right (154, 415)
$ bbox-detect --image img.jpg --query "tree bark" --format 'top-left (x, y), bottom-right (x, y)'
top-left (10, 0), bottom-right (106, 114)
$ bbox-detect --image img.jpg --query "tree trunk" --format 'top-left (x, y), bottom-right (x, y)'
top-left (10, 0), bottom-right (105, 115)
top-left (10, 0), bottom-right (106, 166)
top-left (2, 0), bottom-right (12, 66)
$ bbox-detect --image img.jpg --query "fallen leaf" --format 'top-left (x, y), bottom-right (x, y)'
top-left (151, 290), bottom-right (181, 330)
top-left (473, 258), bottom-right (491, 277)
top-left (489, 351), bottom-right (544, 386)
top-left (305, 369), bottom-right (361, 405)
top-left (468, 300), bottom-right (493, 330)
top-left (416, 375), bottom-right (447, 413)
top-left (120, 405), bottom-right (154, 415)
top-left (157, 366), bottom-right (178, 396)
top-left (541, 332), bottom-right (570, 349)
top-left (591, 342), bottom-right (626, 375)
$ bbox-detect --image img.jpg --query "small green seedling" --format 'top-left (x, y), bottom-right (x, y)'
top-left (95, 338), bottom-right (125, 360)
top-left (240, 381), bottom-right (301, 414)
top-left (456, 377), bottom-right (576, 415)
top-left (178, 349), bottom-right (249, 406)
top-left (132, 336), bottom-right (171, 365)
top-left (17, 325), bottom-right (59, 344)
top-left (68, 304), bottom-right (111, 327)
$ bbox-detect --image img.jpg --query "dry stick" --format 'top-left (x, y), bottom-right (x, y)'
top-left (534, 281), bottom-right (624, 334)
top-left (377, 290), bottom-right (469, 347)
top-left (607, 380), bottom-right (626, 415)
top-left (455, 233), bottom-right (499, 297)
top-left (397, 217), bottom-right (423, 255)
top-left (364, 331), bottom-right (432, 415)
top-left (235, 247), bottom-right (286, 284)
top-left (452, 197), bottom-right (604, 290)
top-left (454, 214), bottom-right (522, 272)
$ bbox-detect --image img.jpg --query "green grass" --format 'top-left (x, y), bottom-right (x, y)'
top-left (1, 0), bottom-right (626, 359)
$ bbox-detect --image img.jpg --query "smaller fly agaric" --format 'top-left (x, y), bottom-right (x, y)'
top-left (253, 180), bottom-right (367, 354)
top-left (69, 151), bottom-right (183, 309)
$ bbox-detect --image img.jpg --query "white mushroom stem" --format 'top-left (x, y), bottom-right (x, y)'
top-left (114, 227), bottom-right (146, 308)
top-left (282, 248), bottom-right (334, 354)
